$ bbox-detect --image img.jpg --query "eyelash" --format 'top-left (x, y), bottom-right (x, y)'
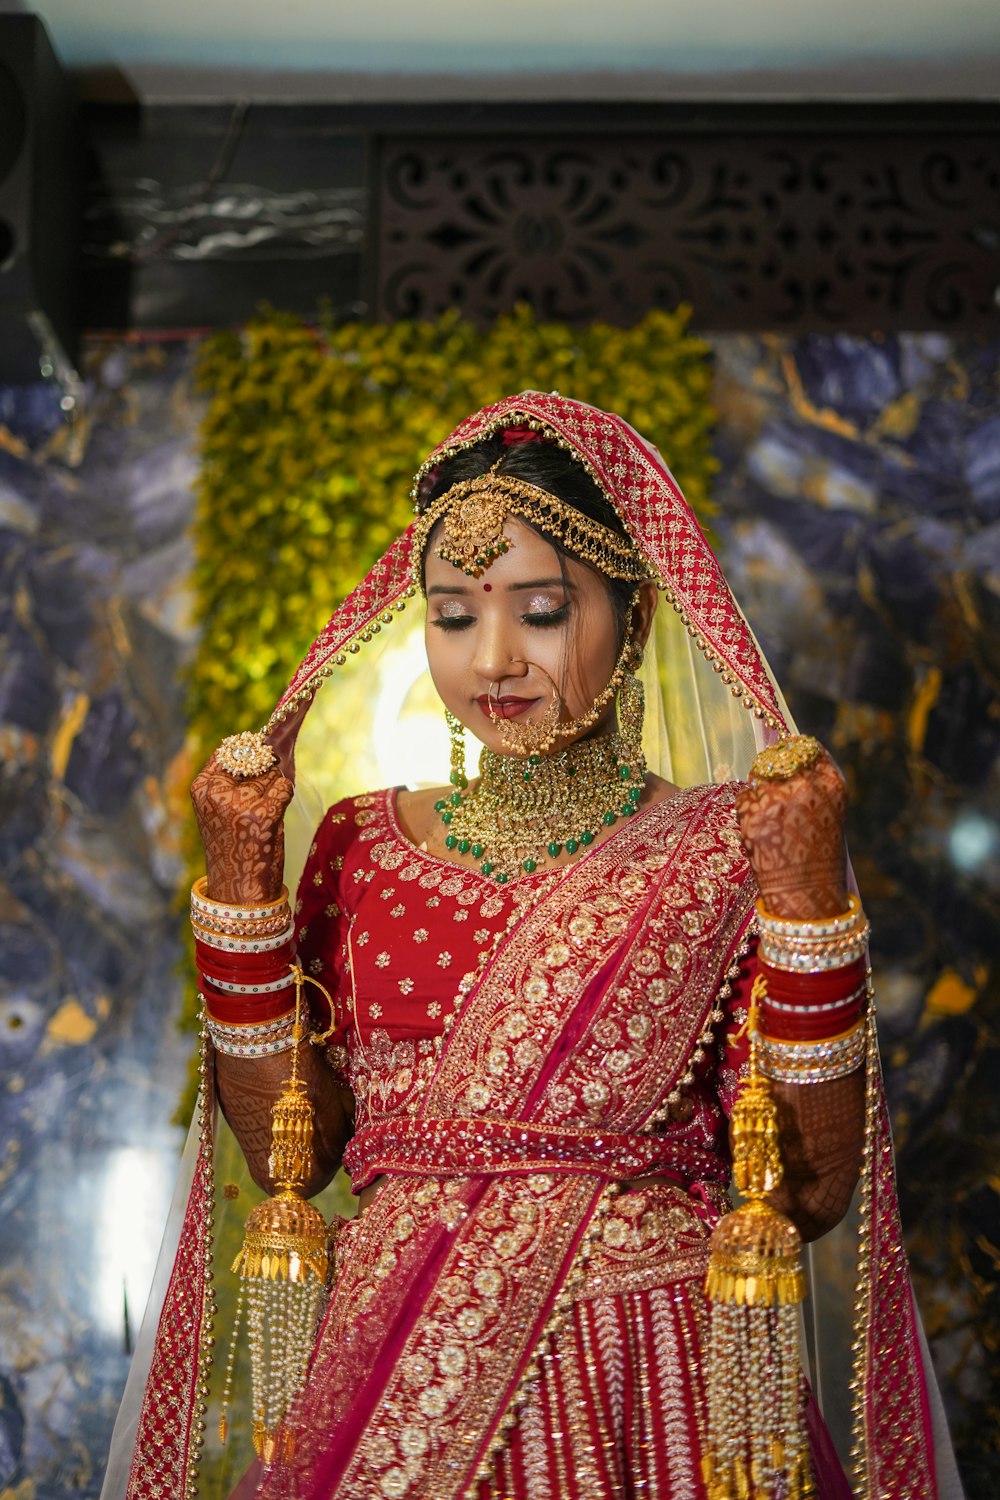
top-left (432, 604), bottom-right (570, 632)
top-left (525, 605), bottom-right (569, 628)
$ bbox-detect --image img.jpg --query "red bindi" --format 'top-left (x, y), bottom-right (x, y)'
top-left (482, 582), bottom-right (492, 592)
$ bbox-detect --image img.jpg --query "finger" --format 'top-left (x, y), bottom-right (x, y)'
top-left (265, 720), bottom-right (298, 785)
top-left (211, 758), bottom-right (292, 798)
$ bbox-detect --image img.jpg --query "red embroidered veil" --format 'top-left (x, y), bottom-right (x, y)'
top-left (101, 394), bottom-right (959, 1500)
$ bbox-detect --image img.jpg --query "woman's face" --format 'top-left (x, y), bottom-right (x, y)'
top-left (424, 516), bottom-right (626, 756)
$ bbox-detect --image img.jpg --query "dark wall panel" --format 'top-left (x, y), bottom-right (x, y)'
top-left (81, 102), bottom-right (1000, 335)
top-left (377, 132), bottom-right (1000, 330)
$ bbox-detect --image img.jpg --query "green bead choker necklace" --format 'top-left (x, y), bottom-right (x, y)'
top-left (434, 731), bottom-right (646, 884)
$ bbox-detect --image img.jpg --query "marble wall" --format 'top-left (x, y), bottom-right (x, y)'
top-left (712, 332), bottom-right (1000, 1493)
top-left (0, 332), bottom-right (996, 1496)
top-left (0, 345), bottom-right (201, 1499)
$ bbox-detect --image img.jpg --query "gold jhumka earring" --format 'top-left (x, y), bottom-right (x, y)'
top-left (445, 707), bottom-right (469, 790)
top-left (219, 966), bottom-right (333, 1463)
top-left (618, 641), bottom-right (645, 761)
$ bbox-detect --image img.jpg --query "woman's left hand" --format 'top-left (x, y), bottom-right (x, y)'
top-left (735, 741), bottom-right (849, 921)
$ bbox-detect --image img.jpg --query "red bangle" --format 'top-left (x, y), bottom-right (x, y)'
top-left (195, 945), bottom-right (295, 984)
top-left (759, 956), bottom-right (867, 1003)
top-left (761, 1000), bottom-right (863, 1041)
top-left (200, 984), bottom-right (297, 1024)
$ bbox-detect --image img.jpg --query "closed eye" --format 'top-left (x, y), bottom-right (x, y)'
top-left (430, 614), bottom-right (475, 631)
top-left (523, 604), bottom-right (569, 628)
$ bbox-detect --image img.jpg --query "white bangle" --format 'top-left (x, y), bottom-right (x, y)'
top-left (205, 1009), bottom-right (298, 1058)
top-left (204, 972), bottom-right (297, 996)
top-left (191, 920), bottom-right (296, 955)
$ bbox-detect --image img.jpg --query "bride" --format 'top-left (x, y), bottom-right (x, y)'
top-left (111, 392), bottom-right (948, 1499)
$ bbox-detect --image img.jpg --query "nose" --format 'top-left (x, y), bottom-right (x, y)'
top-left (470, 615), bottom-right (528, 688)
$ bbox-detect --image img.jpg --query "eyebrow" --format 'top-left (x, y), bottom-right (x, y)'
top-left (426, 577), bottom-right (571, 597)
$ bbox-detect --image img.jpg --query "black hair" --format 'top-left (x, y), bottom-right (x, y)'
top-left (422, 435), bottom-right (639, 644)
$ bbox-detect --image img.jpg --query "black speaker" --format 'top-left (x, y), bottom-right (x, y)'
top-left (0, 14), bottom-right (80, 385)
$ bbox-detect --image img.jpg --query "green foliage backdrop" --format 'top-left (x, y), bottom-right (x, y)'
top-left (190, 304), bottom-right (716, 768)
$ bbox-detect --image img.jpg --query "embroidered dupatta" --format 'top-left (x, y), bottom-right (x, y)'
top-left (109, 393), bottom-right (945, 1500)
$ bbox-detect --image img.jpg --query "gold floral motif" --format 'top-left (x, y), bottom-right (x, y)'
top-left (633, 947), bottom-right (661, 976)
top-left (348, 1032), bottom-right (439, 1126)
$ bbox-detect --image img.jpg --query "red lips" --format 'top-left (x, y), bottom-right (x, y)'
top-left (475, 694), bottom-right (540, 721)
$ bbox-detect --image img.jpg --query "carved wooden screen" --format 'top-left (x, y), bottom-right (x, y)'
top-left (376, 134), bottom-right (1000, 331)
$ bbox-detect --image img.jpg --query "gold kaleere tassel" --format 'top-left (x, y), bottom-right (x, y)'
top-left (219, 964), bottom-right (330, 1465)
top-left (703, 977), bottom-right (814, 1500)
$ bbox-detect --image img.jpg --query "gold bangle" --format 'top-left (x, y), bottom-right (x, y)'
top-left (190, 877), bottom-right (289, 923)
top-left (203, 1007), bottom-right (298, 1058)
top-left (757, 1020), bottom-right (867, 1084)
top-left (759, 1022), bottom-right (862, 1050)
top-left (759, 925), bottom-right (870, 973)
top-left (191, 920), bottom-right (295, 954)
top-left (756, 893), bottom-right (863, 939)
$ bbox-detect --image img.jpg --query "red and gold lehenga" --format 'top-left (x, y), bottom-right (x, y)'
top-left (286, 782), bottom-right (757, 1498)
top-left (106, 394), bottom-right (953, 1500)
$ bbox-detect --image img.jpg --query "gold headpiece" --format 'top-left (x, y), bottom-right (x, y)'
top-left (413, 469), bottom-right (651, 585)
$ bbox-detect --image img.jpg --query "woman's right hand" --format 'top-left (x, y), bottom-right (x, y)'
top-left (190, 751), bottom-right (294, 904)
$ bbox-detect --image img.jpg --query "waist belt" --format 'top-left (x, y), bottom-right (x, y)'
top-left (343, 1114), bottom-right (728, 1191)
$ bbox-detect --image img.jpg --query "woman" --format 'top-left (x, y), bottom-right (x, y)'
top-left (113, 393), bottom-right (946, 1500)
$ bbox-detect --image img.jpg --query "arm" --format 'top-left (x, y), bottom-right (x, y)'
top-left (736, 748), bottom-right (864, 1242)
top-left (191, 752), bottom-right (353, 1197)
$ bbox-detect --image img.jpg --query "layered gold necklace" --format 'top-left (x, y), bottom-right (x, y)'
top-left (435, 731), bottom-right (646, 883)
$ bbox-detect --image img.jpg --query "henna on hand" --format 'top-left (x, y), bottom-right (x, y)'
top-left (736, 748), bottom-right (849, 920)
top-left (191, 752), bottom-right (294, 905)
top-left (215, 1045), bottom-right (352, 1197)
top-left (769, 1070), bottom-right (864, 1240)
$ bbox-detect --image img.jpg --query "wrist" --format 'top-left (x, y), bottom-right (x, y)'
top-left (754, 880), bottom-right (850, 922)
top-left (204, 869), bottom-right (284, 906)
